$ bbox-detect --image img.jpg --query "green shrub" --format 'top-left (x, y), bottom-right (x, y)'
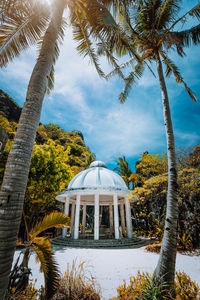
top-left (116, 271), bottom-right (200, 299)
top-left (175, 272), bottom-right (200, 299)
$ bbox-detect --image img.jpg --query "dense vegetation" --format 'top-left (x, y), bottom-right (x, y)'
top-left (115, 150), bottom-right (200, 249)
top-left (115, 271), bottom-right (200, 299)
top-left (0, 91), bottom-right (95, 231)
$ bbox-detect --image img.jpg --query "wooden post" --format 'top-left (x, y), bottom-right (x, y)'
top-left (120, 203), bottom-right (126, 236)
top-left (109, 204), bottom-right (114, 235)
top-left (82, 204), bottom-right (86, 234)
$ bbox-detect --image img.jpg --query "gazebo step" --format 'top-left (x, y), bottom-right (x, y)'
top-left (52, 237), bottom-right (152, 249)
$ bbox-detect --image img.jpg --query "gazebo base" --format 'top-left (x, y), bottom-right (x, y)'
top-left (52, 236), bottom-right (152, 249)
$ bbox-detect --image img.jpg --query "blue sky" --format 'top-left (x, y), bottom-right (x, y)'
top-left (1, 1), bottom-right (200, 171)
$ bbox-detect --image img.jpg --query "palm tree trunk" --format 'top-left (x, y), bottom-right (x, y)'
top-left (154, 53), bottom-right (178, 292)
top-left (0, 1), bottom-right (65, 298)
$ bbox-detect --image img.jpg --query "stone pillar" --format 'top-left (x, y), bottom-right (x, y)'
top-left (94, 193), bottom-right (99, 240)
top-left (81, 204), bottom-right (86, 234)
top-left (120, 203), bottom-right (126, 236)
top-left (125, 196), bottom-right (133, 238)
top-left (70, 202), bottom-right (75, 234)
top-left (113, 194), bottom-right (119, 239)
top-left (62, 196), bottom-right (69, 238)
top-left (109, 204), bottom-right (114, 235)
top-left (74, 194), bottom-right (81, 239)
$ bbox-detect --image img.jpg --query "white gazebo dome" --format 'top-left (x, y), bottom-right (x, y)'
top-left (56, 160), bottom-right (133, 241)
top-left (66, 161), bottom-right (128, 193)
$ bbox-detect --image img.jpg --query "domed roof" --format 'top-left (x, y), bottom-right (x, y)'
top-left (64, 161), bottom-right (129, 193)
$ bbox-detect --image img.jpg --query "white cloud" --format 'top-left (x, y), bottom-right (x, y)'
top-left (176, 131), bottom-right (200, 146)
top-left (84, 105), bottom-right (166, 162)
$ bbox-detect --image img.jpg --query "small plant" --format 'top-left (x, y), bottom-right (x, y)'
top-left (148, 221), bottom-right (164, 242)
top-left (8, 212), bottom-right (70, 299)
top-left (117, 271), bottom-right (148, 299)
top-left (51, 260), bottom-right (101, 300)
top-left (6, 280), bottom-right (38, 300)
top-left (175, 272), bottom-right (200, 299)
top-left (177, 233), bottom-right (193, 251)
top-left (116, 271), bottom-right (200, 300)
top-left (145, 242), bottom-right (161, 253)
top-left (141, 275), bottom-right (169, 300)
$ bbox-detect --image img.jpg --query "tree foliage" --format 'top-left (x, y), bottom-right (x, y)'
top-left (136, 152), bottom-right (168, 179)
top-left (131, 148), bottom-right (200, 248)
top-left (114, 156), bottom-right (132, 188)
top-left (23, 140), bottom-right (73, 227)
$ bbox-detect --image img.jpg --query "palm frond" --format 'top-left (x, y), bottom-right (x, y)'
top-left (33, 237), bottom-right (52, 271)
top-left (30, 212), bottom-right (70, 240)
top-left (156, 0), bottom-right (180, 30)
top-left (119, 62), bottom-right (144, 103)
top-left (105, 57), bottom-right (135, 79)
top-left (162, 53), bottom-right (197, 102)
top-left (144, 60), bottom-right (157, 78)
top-left (167, 3), bottom-right (200, 32)
top-left (46, 65), bottom-right (55, 95)
top-left (73, 0), bottom-right (141, 78)
top-left (72, 11), bottom-right (105, 77)
top-left (0, 0), bottom-right (50, 67)
top-left (33, 242), bottom-right (60, 299)
top-left (171, 24), bottom-right (200, 48)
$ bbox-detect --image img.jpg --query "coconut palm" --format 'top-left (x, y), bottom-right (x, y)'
top-left (0, 1), bottom-right (66, 297)
top-left (101, 0), bottom-right (200, 293)
top-left (0, 0), bottom-right (131, 297)
top-left (114, 156), bottom-right (132, 188)
top-left (8, 211), bottom-right (70, 299)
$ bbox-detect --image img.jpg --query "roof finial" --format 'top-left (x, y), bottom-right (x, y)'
top-left (89, 161), bottom-right (107, 168)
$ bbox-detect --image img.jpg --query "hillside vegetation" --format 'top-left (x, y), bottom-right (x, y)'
top-left (0, 90), bottom-right (95, 229)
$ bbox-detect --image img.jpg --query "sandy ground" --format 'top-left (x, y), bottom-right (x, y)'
top-left (14, 246), bottom-right (200, 300)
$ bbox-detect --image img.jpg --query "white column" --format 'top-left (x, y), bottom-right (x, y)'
top-left (125, 196), bottom-right (133, 238)
top-left (94, 193), bottom-right (99, 240)
top-left (74, 194), bottom-right (81, 239)
top-left (62, 196), bottom-right (69, 238)
top-left (113, 194), bottom-right (119, 239)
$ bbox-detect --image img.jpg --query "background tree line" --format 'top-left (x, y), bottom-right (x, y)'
top-left (115, 148), bottom-right (200, 249)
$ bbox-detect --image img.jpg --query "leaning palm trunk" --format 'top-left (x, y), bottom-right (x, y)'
top-left (0, 0), bottom-right (65, 298)
top-left (154, 53), bottom-right (178, 292)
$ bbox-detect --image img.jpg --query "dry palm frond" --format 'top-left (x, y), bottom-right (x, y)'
top-left (33, 242), bottom-right (60, 299)
top-left (0, 0), bottom-right (50, 67)
top-left (30, 212), bottom-right (70, 239)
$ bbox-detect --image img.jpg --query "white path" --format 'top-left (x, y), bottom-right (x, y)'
top-left (14, 247), bottom-right (200, 300)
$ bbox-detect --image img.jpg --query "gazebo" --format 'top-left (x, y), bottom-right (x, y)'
top-left (56, 161), bottom-right (133, 240)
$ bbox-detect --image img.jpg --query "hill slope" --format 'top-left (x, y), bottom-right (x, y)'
top-left (0, 90), bottom-right (95, 173)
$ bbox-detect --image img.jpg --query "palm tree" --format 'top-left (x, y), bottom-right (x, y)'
top-left (0, 1), bottom-right (66, 297)
top-left (8, 211), bottom-right (70, 299)
top-left (114, 156), bottom-right (132, 188)
top-left (0, 0), bottom-right (130, 297)
top-left (102, 0), bottom-right (200, 293)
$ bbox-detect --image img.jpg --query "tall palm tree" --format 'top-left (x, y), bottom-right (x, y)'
top-left (114, 156), bottom-right (132, 188)
top-left (0, 1), bottom-right (66, 297)
top-left (0, 0), bottom-right (131, 297)
top-left (102, 0), bottom-right (200, 293)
